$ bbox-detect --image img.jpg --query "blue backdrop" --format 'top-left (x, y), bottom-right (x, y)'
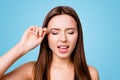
top-left (0, 0), bottom-right (120, 80)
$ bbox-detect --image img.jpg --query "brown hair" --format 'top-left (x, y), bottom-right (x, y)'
top-left (34, 6), bottom-right (91, 80)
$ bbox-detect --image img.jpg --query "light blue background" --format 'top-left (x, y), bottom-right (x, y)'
top-left (0, 0), bottom-right (120, 80)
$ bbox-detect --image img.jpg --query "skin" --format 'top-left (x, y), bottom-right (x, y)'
top-left (48, 14), bottom-right (78, 61)
top-left (0, 26), bottom-right (47, 80)
top-left (48, 14), bottom-right (78, 80)
top-left (0, 15), bottom-right (99, 80)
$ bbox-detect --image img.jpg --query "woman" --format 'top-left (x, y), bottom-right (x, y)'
top-left (0, 6), bottom-right (99, 80)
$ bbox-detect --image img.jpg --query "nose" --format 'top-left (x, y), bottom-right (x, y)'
top-left (60, 33), bottom-right (67, 42)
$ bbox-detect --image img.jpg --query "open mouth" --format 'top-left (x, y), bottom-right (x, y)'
top-left (57, 45), bottom-right (69, 48)
top-left (57, 45), bottom-right (69, 53)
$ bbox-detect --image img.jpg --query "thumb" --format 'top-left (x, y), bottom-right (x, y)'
top-left (38, 28), bottom-right (48, 44)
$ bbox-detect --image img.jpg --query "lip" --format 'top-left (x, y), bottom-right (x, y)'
top-left (57, 45), bottom-right (69, 53)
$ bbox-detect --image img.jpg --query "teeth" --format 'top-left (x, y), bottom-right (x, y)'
top-left (58, 46), bottom-right (68, 49)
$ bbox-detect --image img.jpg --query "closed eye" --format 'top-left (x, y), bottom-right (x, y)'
top-left (68, 31), bottom-right (74, 34)
top-left (67, 30), bottom-right (75, 35)
top-left (66, 28), bottom-right (76, 35)
top-left (51, 32), bottom-right (59, 35)
top-left (49, 28), bottom-right (60, 35)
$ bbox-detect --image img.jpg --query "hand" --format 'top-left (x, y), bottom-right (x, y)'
top-left (19, 26), bottom-right (48, 52)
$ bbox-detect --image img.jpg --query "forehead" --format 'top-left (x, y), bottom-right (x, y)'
top-left (48, 14), bottom-right (77, 29)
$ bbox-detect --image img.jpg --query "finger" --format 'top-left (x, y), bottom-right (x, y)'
top-left (39, 28), bottom-right (48, 37)
top-left (34, 26), bottom-right (39, 35)
top-left (43, 28), bottom-right (48, 34)
top-left (29, 25), bottom-right (34, 30)
top-left (37, 30), bottom-right (46, 43)
top-left (28, 26), bottom-right (36, 34)
top-left (39, 28), bottom-right (43, 37)
top-left (37, 28), bottom-right (48, 44)
top-left (23, 26), bottom-right (34, 36)
top-left (42, 31), bottom-right (47, 38)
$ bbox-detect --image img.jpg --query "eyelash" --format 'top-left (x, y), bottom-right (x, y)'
top-left (51, 32), bottom-right (58, 35)
top-left (51, 32), bottom-right (74, 35)
top-left (68, 31), bottom-right (74, 34)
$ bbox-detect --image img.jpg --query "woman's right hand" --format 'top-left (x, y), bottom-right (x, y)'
top-left (19, 26), bottom-right (48, 53)
top-left (0, 26), bottom-right (48, 78)
top-left (1, 26), bottom-right (48, 62)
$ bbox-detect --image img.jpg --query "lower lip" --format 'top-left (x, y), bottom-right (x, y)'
top-left (58, 48), bottom-right (68, 53)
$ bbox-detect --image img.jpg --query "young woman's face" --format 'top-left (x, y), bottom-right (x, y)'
top-left (47, 14), bottom-right (78, 59)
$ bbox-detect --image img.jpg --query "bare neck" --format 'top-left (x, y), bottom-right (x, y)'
top-left (51, 55), bottom-right (73, 68)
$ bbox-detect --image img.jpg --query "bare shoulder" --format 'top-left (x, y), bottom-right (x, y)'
top-left (88, 65), bottom-right (99, 80)
top-left (1, 61), bottom-right (36, 80)
top-left (20, 61), bottom-right (36, 71)
top-left (21, 61), bottom-right (36, 79)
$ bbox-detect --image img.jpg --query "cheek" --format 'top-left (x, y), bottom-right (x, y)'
top-left (48, 36), bottom-right (53, 46)
top-left (47, 35), bottom-right (58, 49)
top-left (48, 35), bottom-right (56, 42)
top-left (69, 34), bottom-right (78, 47)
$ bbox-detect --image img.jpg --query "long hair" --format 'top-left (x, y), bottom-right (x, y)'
top-left (34, 6), bottom-right (91, 80)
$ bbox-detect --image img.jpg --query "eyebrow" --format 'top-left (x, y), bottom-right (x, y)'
top-left (50, 28), bottom-right (60, 31)
top-left (66, 28), bottom-right (76, 30)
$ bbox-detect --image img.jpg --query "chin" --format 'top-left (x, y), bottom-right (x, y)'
top-left (57, 53), bottom-right (71, 59)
